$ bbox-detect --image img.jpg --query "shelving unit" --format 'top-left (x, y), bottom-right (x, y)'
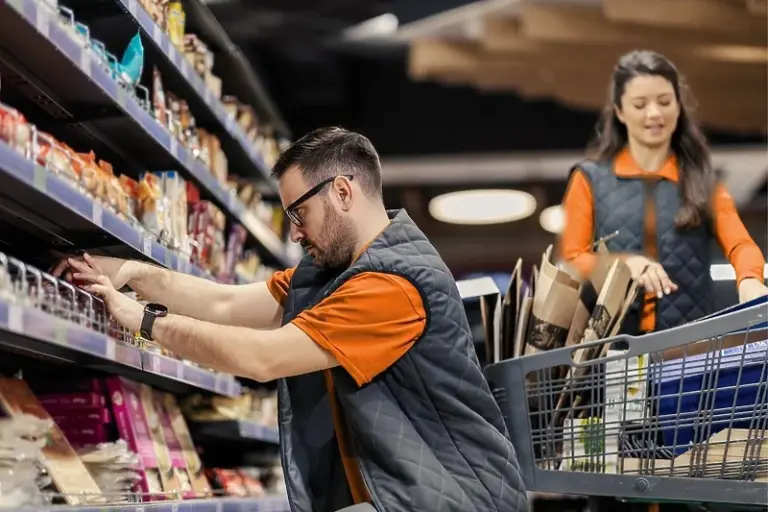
top-left (0, 0), bottom-right (292, 268)
top-left (0, 0), bottom-right (290, 509)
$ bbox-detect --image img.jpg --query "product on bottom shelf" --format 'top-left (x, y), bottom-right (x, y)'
top-left (0, 414), bottom-right (53, 508)
top-left (0, 377), bottom-right (103, 506)
top-left (181, 388), bottom-right (277, 427)
top-left (78, 441), bottom-right (141, 503)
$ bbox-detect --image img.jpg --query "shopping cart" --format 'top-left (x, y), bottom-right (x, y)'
top-left (485, 301), bottom-right (768, 511)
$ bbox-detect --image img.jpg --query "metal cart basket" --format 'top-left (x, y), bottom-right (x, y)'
top-left (484, 303), bottom-right (768, 508)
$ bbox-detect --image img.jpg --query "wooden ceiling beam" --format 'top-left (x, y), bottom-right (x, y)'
top-left (602, 0), bottom-right (767, 38)
top-left (517, 0), bottom-right (765, 54)
top-left (746, 0), bottom-right (768, 15)
top-left (409, 40), bottom-right (767, 88)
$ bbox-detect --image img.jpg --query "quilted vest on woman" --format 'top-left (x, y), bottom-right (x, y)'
top-left (573, 161), bottom-right (714, 333)
top-left (276, 209), bottom-right (527, 512)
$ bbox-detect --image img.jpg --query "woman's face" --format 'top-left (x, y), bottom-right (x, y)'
top-left (615, 74), bottom-right (680, 149)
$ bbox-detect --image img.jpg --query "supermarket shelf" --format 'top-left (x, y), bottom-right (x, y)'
top-left (0, 139), bottom-right (209, 278)
top-left (15, 496), bottom-right (291, 511)
top-left (0, 0), bottom-right (291, 268)
top-left (190, 420), bottom-right (280, 445)
top-left (0, 295), bottom-right (241, 397)
top-left (181, 0), bottom-right (291, 139)
top-left (68, 0), bottom-right (275, 181)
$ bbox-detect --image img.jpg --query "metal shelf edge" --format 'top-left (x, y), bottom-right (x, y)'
top-left (0, 297), bottom-right (242, 396)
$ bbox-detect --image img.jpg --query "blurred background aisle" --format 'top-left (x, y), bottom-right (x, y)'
top-left (209, 0), bottom-right (766, 275)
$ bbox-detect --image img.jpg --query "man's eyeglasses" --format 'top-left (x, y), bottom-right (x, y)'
top-left (285, 175), bottom-right (354, 227)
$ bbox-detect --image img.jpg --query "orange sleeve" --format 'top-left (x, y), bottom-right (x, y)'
top-left (291, 272), bottom-right (426, 387)
top-left (266, 266), bottom-right (296, 307)
top-left (559, 169), bottom-right (598, 278)
top-left (712, 184), bottom-right (766, 285)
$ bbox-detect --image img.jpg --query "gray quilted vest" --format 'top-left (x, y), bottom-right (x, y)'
top-left (276, 209), bottom-right (527, 512)
top-left (573, 161), bottom-right (714, 333)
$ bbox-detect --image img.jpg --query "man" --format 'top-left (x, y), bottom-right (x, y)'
top-left (59, 127), bottom-right (527, 512)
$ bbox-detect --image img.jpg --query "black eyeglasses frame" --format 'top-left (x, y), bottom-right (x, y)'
top-left (284, 175), bottom-right (354, 227)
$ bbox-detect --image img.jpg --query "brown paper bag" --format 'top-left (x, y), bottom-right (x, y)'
top-left (523, 246), bottom-right (580, 356)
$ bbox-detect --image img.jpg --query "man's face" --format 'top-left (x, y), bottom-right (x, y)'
top-left (279, 168), bottom-right (358, 269)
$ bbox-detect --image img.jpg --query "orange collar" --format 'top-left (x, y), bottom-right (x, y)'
top-left (614, 148), bottom-right (679, 183)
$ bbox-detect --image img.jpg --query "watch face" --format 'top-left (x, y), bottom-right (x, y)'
top-left (145, 303), bottom-right (168, 316)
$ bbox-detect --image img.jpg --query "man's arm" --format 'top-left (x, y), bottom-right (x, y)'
top-left (129, 263), bottom-right (284, 329)
top-left (151, 315), bottom-right (338, 381)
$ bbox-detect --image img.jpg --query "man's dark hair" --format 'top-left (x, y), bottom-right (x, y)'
top-left (271, 127), bottom-right (383, 198)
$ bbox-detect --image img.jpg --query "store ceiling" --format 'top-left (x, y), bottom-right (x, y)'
top-left (206, 0), bottom-right (768, 273)
top-left (404, 0), bottom-right (768, 134)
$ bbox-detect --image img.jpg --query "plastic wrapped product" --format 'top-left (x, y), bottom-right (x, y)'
top-left (0, 102), bottom-right (32, 156)
top-left (137, 173), bottom-right (168, 240)
top-left (117, 32), bottom-right (145, 87)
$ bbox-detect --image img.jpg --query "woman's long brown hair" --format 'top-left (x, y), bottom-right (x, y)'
top-left (587, 50), bottom-right (716, 230)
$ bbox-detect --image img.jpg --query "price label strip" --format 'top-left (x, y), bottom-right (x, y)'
top-left (142, 235), bottom-right (153, 257)
top-left (35, 4), bottom-right (50, 38)
top-left (92, 201), bottom-right (103, 228)
top-left (32, 165), bottom-right (47, 193)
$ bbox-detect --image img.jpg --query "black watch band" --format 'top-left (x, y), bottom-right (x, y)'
top-left (140, 303), bottom-right (168, 341)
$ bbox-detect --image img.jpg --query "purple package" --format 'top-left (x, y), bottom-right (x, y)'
top-left (52, 408), bottom-right (111, 430)
top-left (105, 377), bottom-right (164, 498)
top-left (39, 393), bottom-right (105, 409)
top-left (61, 424), bottom-right (109, 446)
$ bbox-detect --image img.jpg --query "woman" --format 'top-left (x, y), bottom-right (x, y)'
top-left (560, 50), bottom-right (767, 336)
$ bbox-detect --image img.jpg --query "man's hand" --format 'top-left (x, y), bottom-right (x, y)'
top-left (68, 255), bottom-right (143, 332)
top-left (625, 255), bottom-right (678, 299)
top-left (738, 278), bottom-right (768, 304)
top-left (52, 254), bottom-right (140, 290)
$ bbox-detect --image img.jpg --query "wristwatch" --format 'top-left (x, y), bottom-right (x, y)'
top-left (140, 303), bottom-right (168, 341)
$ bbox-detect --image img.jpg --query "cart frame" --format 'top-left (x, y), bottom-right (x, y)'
top-left (484, 303), bottom-right (768, 507)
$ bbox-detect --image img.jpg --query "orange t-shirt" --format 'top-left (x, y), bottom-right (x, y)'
top-left (560, 148), bottom-right (766, 332)
top-left (266, 264), bottom-right (427, 503)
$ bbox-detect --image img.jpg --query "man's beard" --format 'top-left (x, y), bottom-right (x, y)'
top-left (302, 202), bottom-right (357, 269)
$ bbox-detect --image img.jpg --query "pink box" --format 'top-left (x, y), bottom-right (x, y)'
top-left (105, 377), bottom-right (164, 499)
top-left (39, 393), bottom-right (105, 409)
top-left (51, 407), bottom-right (111, 428)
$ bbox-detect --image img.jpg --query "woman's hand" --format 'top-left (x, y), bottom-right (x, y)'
top-left (67, 256), bottom-right (143, 332)
top-left (738, 278), bottom-right (768, 304)
top-left (625, 255), bottom-right (679, 298)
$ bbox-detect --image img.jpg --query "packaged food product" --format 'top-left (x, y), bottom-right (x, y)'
top-left (195, 128), bottom-right (212, 169)
top-left (165, 1), bottom-right (185, 49)
top-left (0, 378), bottom-right (103, 505)
top-left (178, 101), bottom-right (201, 155)
top-left (0, 102), bottom-right (32, 156)
top-left (76, 151), bottom-right (103, 200)
top-left (155, 171), bottom-right (188, 251)
top-left (117, 32), bottom-right (145, 87)
top-left (152, 67), bottom-right (168, 128)
top-left (118, 175), bottom-right (139, 221)
top-left (137, 173), bottom-right (168, 239)
top-left (34, 132), bottom-right (78, 181)
top-left (141, 0), bottom-right (166, 27)
top-left (205, 74), bottom-right (222, 100)
top-left (221, 96), bottom-right (239, 121)
top-left (166, 93), bottom-right (182, 139)
top-left (224, 225), bottom-right (246, 278)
